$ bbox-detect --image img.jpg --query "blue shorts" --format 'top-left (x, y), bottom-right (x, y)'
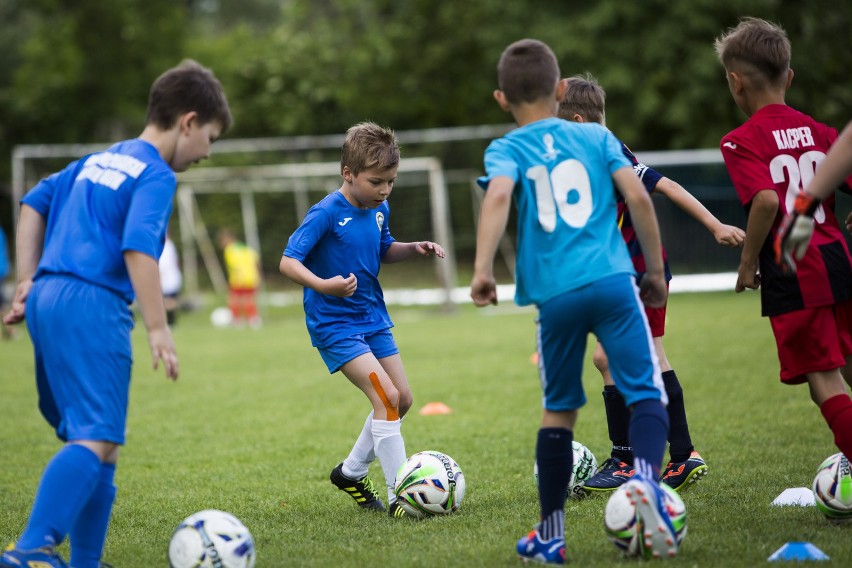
top-left (27, 275), bottom-right (134, 444)
top-left (317, 329), bottom-right (398, 373)
top-left (535, 273), bottom-right (666, 411)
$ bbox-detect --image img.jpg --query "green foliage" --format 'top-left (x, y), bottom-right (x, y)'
top-left (2, 292), bottom-right (852, 566)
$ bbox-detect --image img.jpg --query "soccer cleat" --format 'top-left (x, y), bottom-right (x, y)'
top-left (623, 475), bottom-right (679, 559)
top-left (516, 529), bottom-right (566, 565)
top-left (0, 543), bottom-right (70, 568)
top-left (661, 451), bottom-right (708, 492)
top-left (581, 457), bottom-right (634, 494)
top-left (388, 501), bottom-right (412, 519)
top-left (329, 463), bottom-right (385, 511)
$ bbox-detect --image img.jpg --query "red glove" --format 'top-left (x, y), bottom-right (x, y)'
top-left (774, 192), bottom-right (820, 274)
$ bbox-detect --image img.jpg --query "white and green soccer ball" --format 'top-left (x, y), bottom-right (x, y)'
top-left (534, 441), bottom-right (597, 499)
top-left (812, 452), bottom-right (852, 521)
top-left (168, 509), bottom-right (256, 568)
top-left (604, 482), bottom-right (687, 558)
top-left (394, 450), bottom-right (466, 518)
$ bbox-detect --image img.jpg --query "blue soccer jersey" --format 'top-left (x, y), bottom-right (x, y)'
top-left (478, 117), bottom-right (634, 306)
top-left (283, 191), bottom-right (396, 347)
top-left (22, 139), bottom-right (176, 303)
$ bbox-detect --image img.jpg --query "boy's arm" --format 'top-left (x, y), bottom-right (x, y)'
top-left (654, 177), bottom-right (745, 247)
top-left (471, 177), bottom-right (513, 306)
top-left (738, 189), bottom-right (779, 291)
top-left (382, 241), bottom-right (445, 264)
top-left (125, 250), bottom-right (179, 380)
top-left (279, 255), bottom-right (357, 298)
top-left (2, 204), bottom-right (45, 325)
top-left (612, 167), bottom-right (666, 307)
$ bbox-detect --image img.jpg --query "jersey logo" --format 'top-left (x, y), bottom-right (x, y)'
top-left (338, 217), bottom-right (352, 226)
top-left (542, 133), bottom-right (559, 161)
top-left (375, 212), bottom-right (384, 231)
top-left (723, 141), bottom-right (737, 150)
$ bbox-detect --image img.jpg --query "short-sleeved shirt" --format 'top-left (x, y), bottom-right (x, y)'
top-left (224, 242), bottom-right (260, 289)
top-left (721, 104), bottom-right (852, 317)
top-left (22, 139), bottom-right (176, 304)
top-left (478, 117), bottom-right (634, 306)
top-left (283, 190), bottom-right (395, 347)
top-left (617, 143), bottom-right (671, 282)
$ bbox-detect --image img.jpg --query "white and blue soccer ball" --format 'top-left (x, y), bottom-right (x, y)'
top-left (534, 441), bottom-right (597, 499)
top-left (812, 452), bottom-right (852, 521)
top-left (168, 509), bottom-right (256, 568)
top-left (394, 450), bottom-right (466, 518)
top-left (604, 482), bottom-right (687, 557)
top-left (210, 307), bottom-right (233, 328)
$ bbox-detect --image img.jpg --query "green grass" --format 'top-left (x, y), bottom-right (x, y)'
top-left (1, 291), bottom-right (851, 566)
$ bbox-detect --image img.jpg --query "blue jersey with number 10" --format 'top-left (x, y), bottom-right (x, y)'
top-left (478, 117), bottom-right (634, 306)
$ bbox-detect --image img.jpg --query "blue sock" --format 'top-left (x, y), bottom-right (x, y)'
top-left (17, 444), bottom-right (101, 550)
top-left (70, 462), bottom-right (117, 568)
top-left (629, 399), bottom-right (669, 479)
top-left (536, 427), bottom-right (572, 522)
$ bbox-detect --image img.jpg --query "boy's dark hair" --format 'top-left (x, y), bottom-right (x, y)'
top-left (497, 39), bottom-right (560, 105)
top-left (147, 59), bottom-right (232, 133)
top-left (341, 122), bottom-right (400, 175)
top-left (559, 73), bottom-right (606, 124)
top-left (714, 17), bottom-right (791, 87)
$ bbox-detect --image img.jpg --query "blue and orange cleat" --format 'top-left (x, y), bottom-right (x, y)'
top-left (661, 451), bottom-right (708, 492)
top-left (516, 529), bottom-right (565, 565)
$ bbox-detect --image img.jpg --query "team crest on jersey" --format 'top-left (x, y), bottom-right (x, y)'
top-left (542, 133), bottom-right (559, 161)
top-left (375, 211), bottom-right (384, 231)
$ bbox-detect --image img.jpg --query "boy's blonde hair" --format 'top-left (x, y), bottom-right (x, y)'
top-left (559, 74), bottom-right (606, 124)
top-left (497, 39), bottom-right (560, 105)
top-left (341, 122), bottom-right (400, 175)
top-left (714, 17), bottom-right (791, 87)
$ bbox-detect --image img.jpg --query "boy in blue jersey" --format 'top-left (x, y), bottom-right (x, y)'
top-left (559, 74), bottom-right (745, 494)
top-left (279, 122), bottom-right (445, 518)
top-left (1, 60), bottom-right (231, 568)
top-left (471, 39), bottom-right (680, 562)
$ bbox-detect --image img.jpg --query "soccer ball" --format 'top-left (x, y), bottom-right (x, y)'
top-left (394, 450), bottom-right (466, 518)
top-left (168, 509), bottom-right (256, 568)
top-left (533, 441), bottom-right (597, 499)
top-left (210, 307), bottom-right (233, 328)
top-left (604, 482), bottom-right (687, 557)
top-left (812, 452), bottom-right (852, 521)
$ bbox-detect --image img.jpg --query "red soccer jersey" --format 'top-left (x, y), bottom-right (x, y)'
top-left (721, 104), bottom-right (852, 317)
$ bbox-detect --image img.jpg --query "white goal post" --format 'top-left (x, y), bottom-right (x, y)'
top-left (175, 156), bottom-right (458, 308)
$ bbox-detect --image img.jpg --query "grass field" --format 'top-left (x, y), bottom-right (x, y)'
top-left (1, 290), bottom-right (851, 566)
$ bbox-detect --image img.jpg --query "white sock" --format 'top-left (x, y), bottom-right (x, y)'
top-left (342, 412), bottom-right (375, 479)
top-left (372, 418), bottom-right (406, 504)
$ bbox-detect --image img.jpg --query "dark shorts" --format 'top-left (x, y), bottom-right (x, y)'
top-left (770, 299), bottom-right (852, 384)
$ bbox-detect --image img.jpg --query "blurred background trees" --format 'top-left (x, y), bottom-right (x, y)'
top-left (1, 0), bottom-right (850, 260)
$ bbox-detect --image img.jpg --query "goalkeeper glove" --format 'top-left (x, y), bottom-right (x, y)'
top-left (774, 191), bottom-right (820, 274)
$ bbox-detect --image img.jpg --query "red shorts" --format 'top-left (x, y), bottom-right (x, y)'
top-left (770, 300), bottom-right (852, 384)
top-left (645, 305), bottom-right (667, 338)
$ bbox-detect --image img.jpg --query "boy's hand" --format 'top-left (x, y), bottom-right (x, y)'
top-left (2, 279), bottom-right (33, 325)
top-left (148, 326), bottom-right (179, 380)
top-left (774, 191), bottom-right (820, 274)
top-left (415, 241), bottom-right (446, 258)
top-left (470, 272), bottom-right (498, 307)
top-left (735, 259), bottom-right (761, 292)
top-left (638, 271), bottom-right (667, 308)
top-left (324, 273), bottom-right (358, 297)
top-left (714, 224), bottom-right (746, 247)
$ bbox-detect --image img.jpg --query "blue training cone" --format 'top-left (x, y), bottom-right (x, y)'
top-left (768, 542), bottom-right (829, 561)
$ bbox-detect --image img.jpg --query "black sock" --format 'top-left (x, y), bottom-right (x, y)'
top-left (663, 370), bottom-right (694, 462)
top-left (536, 427), bottom-right (572, 519)
top-left (603, 386), bottom-right (633, 463)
